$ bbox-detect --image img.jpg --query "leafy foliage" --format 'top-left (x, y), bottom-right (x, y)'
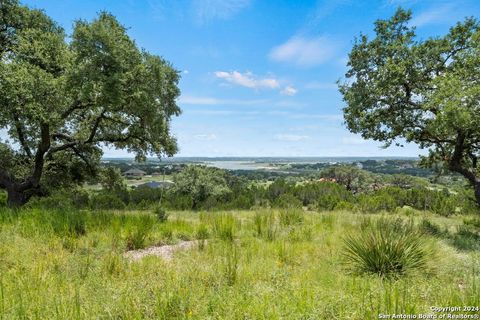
top-left (339, 8), bottom-right (480, 205)
top-left (0, 2), bottom-right (180, 206)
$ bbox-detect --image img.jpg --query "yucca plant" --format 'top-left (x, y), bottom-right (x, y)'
top-left (342, 218), bottom-right (430, 278)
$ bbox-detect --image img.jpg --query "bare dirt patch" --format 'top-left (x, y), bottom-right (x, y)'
top-left (123, 240), bottom-right (203, 261)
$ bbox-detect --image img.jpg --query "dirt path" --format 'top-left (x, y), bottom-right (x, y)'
top-left (123, 240), bottom-right (203, 261)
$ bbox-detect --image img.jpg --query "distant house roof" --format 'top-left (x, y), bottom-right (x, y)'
top-left (123, 168), bottom-right (147, 176)
top-left (137, 181), bottom-right (175, 189)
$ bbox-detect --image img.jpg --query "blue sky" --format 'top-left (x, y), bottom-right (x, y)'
top-left (19, 0), bottom-right (480, 157)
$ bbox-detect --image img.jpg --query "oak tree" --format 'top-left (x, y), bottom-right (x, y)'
top-left (0, 1), bottom-right (181, 206)
top-left (340, 9), bottom-right (480, 206)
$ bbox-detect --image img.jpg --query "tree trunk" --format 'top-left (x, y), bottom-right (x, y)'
top-left (474, 180), bottom-right (480, 207)
top-left (6, 187), bottom-right (28, 207)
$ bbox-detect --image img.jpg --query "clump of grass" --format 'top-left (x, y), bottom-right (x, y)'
top-left (320, 213), bottom-right (336, 229)
top-left (279, 209), bottom-right (304, 226)
top-left (419, 218), bottom-right (443, 236)
top-left (253, 211), bottom-right (277, 241)
top-left (212, 213), bottom-right (236, 242)
top-left (223, 244), bottom-right (239, 285)
top-left (342, 217), bottom-right (431, 278)
top-left (47, 210), bottom-right (87, 238)
top-left (287, 225), bottom-right (313, 242)
top-left (102, 253), bottom-right (124, 276)
top-left (463, 217), bottom-right (480, 229)
top-left (124, 214), bottom-right (155, 250)
top-left (451, 225), bottom-right (480, 251)
top-left (196, 224), bottom-right (209, 250)
top-left (276, 241), bottom-right (295, 265)
top-left (153, 206), bottom-right (169, 223)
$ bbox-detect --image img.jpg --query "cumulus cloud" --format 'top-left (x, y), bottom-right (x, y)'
top-left (269, 36), bottom-right (337, 67)
top-left (275, 134), bottom-right (310, 141)
top-left (192, 0), bottom-right (251, 24)
top-left (280, 86), bottom-right (298, 96)
top-left (214, 71), bottom-right (280, 90)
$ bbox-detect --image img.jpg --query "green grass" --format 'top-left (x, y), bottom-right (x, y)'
top-left (0, 207), bottom-right (478, 319)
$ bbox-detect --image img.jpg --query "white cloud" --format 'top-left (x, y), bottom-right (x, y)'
top-left (194, 133), bottom-right (217, 141)
top-left (192, 0), bottom-right (251, 24)
top-left (183, 70), bottom-right (189, 74)
top-left (269, 36), bottom-right (337, 67)
top-left (178, 95), bottom-right (269, 105)
top-left (410, 4), bottom-right (455, 27)
top-left (280, 86), bottom-right (298, 96)
top-left (214, 71), bottom-right (280, 90)
top-left (275, 134), bottom-right (310, 141)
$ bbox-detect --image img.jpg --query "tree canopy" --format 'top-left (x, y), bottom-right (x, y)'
top-left (339, 8), bottom-right (480, 206)
top-left (0, 1), bottom-right (181, 206)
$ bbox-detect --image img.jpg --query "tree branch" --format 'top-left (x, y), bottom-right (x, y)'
top-left (12, 113), bottom-right (32, 157)
top-left (18, 123), bottom-right (51, 191)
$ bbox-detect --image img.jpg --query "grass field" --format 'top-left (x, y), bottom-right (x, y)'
top-left (0, 207), bottom-right (478, 319)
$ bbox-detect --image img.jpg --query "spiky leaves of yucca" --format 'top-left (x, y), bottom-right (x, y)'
top-left (343, 218), bottom-right (429, 278)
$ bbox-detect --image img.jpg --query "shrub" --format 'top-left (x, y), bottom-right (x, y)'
top-left (27, 191), bottom-right (74, 211)
top-left (342, 218), bottom-right (430, 278)
top-left (91, 193), bottom-right (126, 210)
top-left (153, 206), bottom-right (169, 223)
top-left (274, 193), bottom-right (302, 209)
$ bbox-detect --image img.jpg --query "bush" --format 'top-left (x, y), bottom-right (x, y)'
top-left (27, 191), bottom-right (74, 211)
top-left (274, 193), bottom-right (302, 209)
top-left (91, 193), bottom-right (126, 210)
top-left (153, 206), bottom-right (169, 223)
top-left (342, 217), bottom-right (430, 278)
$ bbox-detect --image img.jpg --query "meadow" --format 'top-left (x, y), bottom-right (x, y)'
top-left (0, 207), bottom-right (478, 319)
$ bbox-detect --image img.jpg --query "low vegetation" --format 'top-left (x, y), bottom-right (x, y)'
top-left (0, 205), bottom-right (478, 319)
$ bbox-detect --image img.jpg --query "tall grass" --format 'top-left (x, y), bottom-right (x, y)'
top-left (343, 217), bottom-right (431, 278)
top-left (253, 211), bottom-right (277, 241)
top-left (0, 208), bottom-right (477, 318)
top-left (279, 209), bottom-right (304, 226)
top-left (209, 213), bottom-right (236, 242)
top-left (124, 214), bottom-right (156, 250)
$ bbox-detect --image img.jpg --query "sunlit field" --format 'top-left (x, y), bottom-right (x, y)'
top-left (0, 207), bottom-right (478, 319)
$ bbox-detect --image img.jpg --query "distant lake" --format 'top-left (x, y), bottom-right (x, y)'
top-left (103, 156), bottom-right (419, 171)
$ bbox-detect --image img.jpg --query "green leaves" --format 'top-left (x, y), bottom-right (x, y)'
top-left (0, 3), bottom-right (181, 205)
top-left (340, 8), bottom-right (480, 205)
